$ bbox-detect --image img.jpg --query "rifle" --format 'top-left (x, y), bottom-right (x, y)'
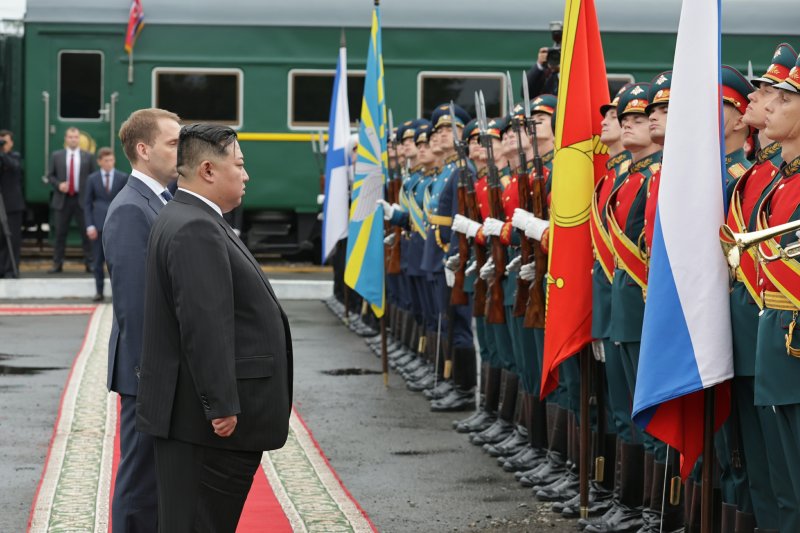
top-left (450, 101), bottom-right (472, 306)
top-left (476, 91), bottom-right (506, 324)
top-left (506, 72), bottom-right (534, 318)
top-left (522, 72), bottom-right (548, 329)
top-left (386, 110), bottom-right (402, 274)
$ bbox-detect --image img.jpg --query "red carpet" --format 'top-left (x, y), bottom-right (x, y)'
top-left (27, 305), bottom-right (375, 533)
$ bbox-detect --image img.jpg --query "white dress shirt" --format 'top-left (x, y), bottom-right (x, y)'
top-left (130, 169), bottom-right (170, 205)
top-left (178, 187), bottom-right (223, 217)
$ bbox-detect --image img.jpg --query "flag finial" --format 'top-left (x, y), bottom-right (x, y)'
top-left (340, 27), bottom-right (346, 48)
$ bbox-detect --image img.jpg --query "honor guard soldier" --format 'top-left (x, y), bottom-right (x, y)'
top-left (750, 50), bottom-right (800, 533)
top-left (722, 66), bottom-right (755, 190)
top-left (424, 103), bottom-right (478, 412)
top-left (724, 43), bottom-right (798, 533)
top-left (451, 119), bottom-right (507, 436)
top-left (584, 82), bottom-right (661, 533)
top-left (579, 85), bottom-right (633, 521)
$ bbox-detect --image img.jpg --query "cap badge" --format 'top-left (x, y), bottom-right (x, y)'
top-left (630, 86), bottom-right (645, 95)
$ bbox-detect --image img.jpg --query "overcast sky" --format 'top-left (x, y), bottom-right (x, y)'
top-left (0, 0), bottom-right (25, 20)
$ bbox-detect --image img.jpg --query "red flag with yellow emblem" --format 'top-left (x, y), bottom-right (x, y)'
top-left (540, 0), bottom-right (609, 398)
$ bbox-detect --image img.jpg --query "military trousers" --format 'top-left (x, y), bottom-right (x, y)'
top-left (618, 340), bottom-right (666, 461)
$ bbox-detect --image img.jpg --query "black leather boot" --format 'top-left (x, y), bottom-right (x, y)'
top-left (430, 387), bottom-right (475, 412)
top-left (638, 452), bottom-right (655, 530)
top-left (520, 406), bottom-right (568, 487)
top-left (719, 503), bottom-right (736, 533)
top-left (422, 379), bottom-right (453, 398)
top-left (560, 432), bottom-right (616, 517)
top-left (471, 370), bottom-right (517, 445)
top-left (584, 442), bottom-right (644, 533)
top-left (406, 372), bottom-right (436, 392)
top-left (577, 437), bottom-right (623, 526)
top-left (469, 418), bottom-right (514, 446)
top-left (458, 366), bottom-right (501, 434)
top-left (485, 424), bottom-right (528, 457)
top-left (733, 510), bottom-right (755, 533)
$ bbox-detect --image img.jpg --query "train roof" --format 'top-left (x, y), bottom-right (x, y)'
top-left (23, 0), bottom-right (796, 35)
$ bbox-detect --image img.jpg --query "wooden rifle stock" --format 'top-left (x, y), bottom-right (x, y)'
top-left (513, 167), bottom-right (533, 317)
top-left (465, 185), bottom-right (487, 317)
top-left (524, 172), bottom-right (548, 328)
top-left (386, 169), bottom-right (402, 275)
top-left (451, 177), bottom-right (470, 306)
top-left (485, 181), bottom-right (506, 324)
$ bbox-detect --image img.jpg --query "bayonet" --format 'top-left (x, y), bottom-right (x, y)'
top-left (523, 71), bottom-right (544, 179)
top-left (506, 71), bottom-right (515, 117)
top-left (507, 72), bottom-right (527, 173)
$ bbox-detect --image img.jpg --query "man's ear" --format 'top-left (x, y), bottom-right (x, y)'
top-left (199, 160), bottom-right (215, 183)
top-left (733, 113), bottom-right (749, 133)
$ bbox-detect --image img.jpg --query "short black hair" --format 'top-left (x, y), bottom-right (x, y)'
top-left (177, 123), bottom-right (238, 178)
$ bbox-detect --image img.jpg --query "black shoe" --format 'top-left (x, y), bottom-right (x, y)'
top-left (502, 446), bottom-right (548, 472)
top-left (85, 264), bottom-right (93, 273)
top-left (578, 500), bottom-right (622, 530)
top-left (520, 453), bottom-right (566, 487)
top-left (48, 264), bottom-right (63, 274)
top-left (470, 418), bottom-right (514, 446)
top-left (453, 410), bottom-right (481, 429)
top-left (583, 504), bottom-right (643, 533)
top-left (559, 483), bottom-right (613, 518)
top-left (406, 373), bottom-right (435, 392)
top-left (535, 471), bottom-right (579, 502)
top-left (403, 363), bottom-right (431, 383)
top-left (422, 380), bottom-right (453, 400)
top-left (485, 427), bottom-right (528, 457)
top-left (430, 388), bottom-right (475, 412)
top-left (456, 410), bottom-right (496, 433)
top-left (92, 294), bottom-right (104, 302)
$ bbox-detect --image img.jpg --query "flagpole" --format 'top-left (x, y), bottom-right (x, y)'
top-left (579, 346), bottom-right (591, 518)
top-left (380, 314), bottom-right (388, 387)
top-left (700, 388), bottom-right (716, 533)
top-left (127, 50), bottom-right (134, 84)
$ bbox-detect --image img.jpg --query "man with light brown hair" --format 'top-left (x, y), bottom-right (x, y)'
top-left (103, 107), bottom-right (180, 533)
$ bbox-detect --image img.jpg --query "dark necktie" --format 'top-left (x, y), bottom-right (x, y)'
top-left (103, 172), bottom-right (110, 193)
top-left (161, 189), bottom-right (174, 202)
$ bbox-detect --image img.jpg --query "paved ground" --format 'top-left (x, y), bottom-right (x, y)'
top-left (0, 300), bottom-right (576, 532)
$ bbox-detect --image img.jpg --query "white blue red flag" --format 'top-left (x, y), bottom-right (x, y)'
top-left (321, 44), bottom-right (351, 263)
top-left (632, 0), bottom-right (733, 477)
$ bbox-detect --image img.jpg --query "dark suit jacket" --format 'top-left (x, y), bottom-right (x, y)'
top-left (0, 152), bottom-right (25, 213)
top-left (137, 191), bottom-right (293, 452)
top-left (84, 168), bottom-right (129, 232)
top-left (103, 177), bottom-right (166, 396)
top-left (48, 148), bottom-right (97, 209)
top-left (524, 64), bottom-right (559, 99)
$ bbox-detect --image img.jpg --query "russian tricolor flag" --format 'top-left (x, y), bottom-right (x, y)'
top-left (632, 0), bottom-right (733, 478)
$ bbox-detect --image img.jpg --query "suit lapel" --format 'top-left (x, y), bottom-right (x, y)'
top-left (220, 220), bottom-right (280, 305)
top-left (128, 177), bottom-right (163, 216)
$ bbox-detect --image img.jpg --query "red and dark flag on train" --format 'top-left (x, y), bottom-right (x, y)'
top-left (124, 0), bottom-right (145, 55)
top-left (540, 0), bottom-right (609, 398)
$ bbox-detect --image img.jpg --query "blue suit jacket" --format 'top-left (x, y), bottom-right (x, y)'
top-left (84, 168), bottom-right (129, 232)
top-left (103, 176), bottom-right (166, 395)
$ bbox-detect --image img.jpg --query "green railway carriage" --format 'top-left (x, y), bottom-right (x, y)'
top-left (3, 0), bottom-right (796, 258)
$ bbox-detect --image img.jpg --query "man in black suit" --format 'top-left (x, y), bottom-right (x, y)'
top-left (0, 130), bottom-right (25, 278)
top-left (104, 108), bottom-right (182, 533)
top-left (84, 147), bottom-right (128, 301)
top-left (137, 124), bottom-right (293, 532)
top-left (47, 126), bottom-right (97, 273)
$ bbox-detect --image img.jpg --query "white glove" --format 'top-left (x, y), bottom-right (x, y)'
top-left (444, 267), bottom-right (455, 287)
top-left (519, 262), bottom-right (536, 281)
top-left (479, 258), bottom-right (496, 281)
top-left (445, 254), bottom-right (461, 272)
top-left (483, 217), bottom-right (504, 237)
top-left (506, 255), bottom-right (522, 274)
top-left (524, 217), bottom-right (550, 241)
top-left (452, 214), bottom-right (481, 238)
top-left (465, 260), bottom-right (477, 277)
top-left (383, 232), bottom-right (396, 246)
top-left (377, 199), bottom-right (394, 221)
top-left (317, 193), bottom-right (325, 205)
top-left (512, 208), bottom-right (535, 231)
top-left (591, 339), bottom-right (606, 362)
top-left (317, 212), bottom-right (324, 221)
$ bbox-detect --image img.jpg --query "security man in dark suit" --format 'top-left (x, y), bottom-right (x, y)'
top-left (0, 129), bottom-right (25, 278)
top-left (84, 147), bottom-right (129, 301)
top-left (47, 126), bottom-right (97, 273)
top-left (137, 124), bottom-right (293, 532)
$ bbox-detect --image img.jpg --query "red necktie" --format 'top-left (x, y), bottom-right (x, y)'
top-left (68, 153), bottom-right (75, 196)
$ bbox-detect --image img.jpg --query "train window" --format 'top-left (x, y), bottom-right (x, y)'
top-left (58, 51), bottom-right (103, 120)
top-left (153, 68), bottom-right (243, 128)
top-left (417, 72), bottom-right (506, 121)
top-left (288, 70), bottom-right (365, 129)
top-left (607, 74), bottom-right (636, 100)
